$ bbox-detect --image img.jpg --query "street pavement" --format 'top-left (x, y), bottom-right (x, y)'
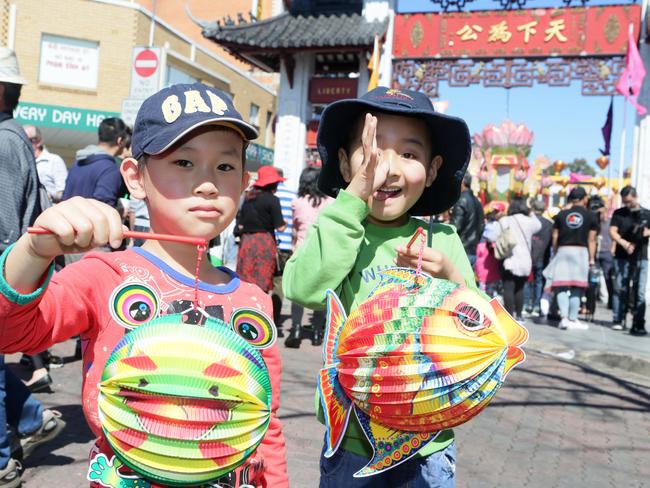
top-left (6, 301), bottom-right (650, 487)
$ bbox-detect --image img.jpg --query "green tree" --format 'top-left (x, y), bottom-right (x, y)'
top-left (567, 158), bottom-right (596, 176)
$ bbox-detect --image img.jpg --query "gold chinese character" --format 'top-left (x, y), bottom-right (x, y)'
top-left (544, 19), bottom-right (568, 42)
top-left (456, 24), bottom-right (483, 41)
top-left (488, 21), bottom-right (512, 43)
top-left (517, 20), bottom-right (538, 43)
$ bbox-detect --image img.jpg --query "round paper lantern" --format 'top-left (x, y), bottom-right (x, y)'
top-left (98, 314), bottom-right (273, 486)
top-left (596, 155), bottom-right (609, 170)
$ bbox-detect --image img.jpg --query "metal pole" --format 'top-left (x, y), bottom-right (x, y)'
top-left (619, 97), bottom-right (628, 190)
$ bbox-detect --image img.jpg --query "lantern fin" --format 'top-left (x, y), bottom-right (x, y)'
top-left (318, 366), bottom-right (352, 458)
top-left (369, 267), bottom-right (432, 298)
top-left (323, 289), bottom-right (347, 365)
top-left (353, 409), bottom-right (438, 477)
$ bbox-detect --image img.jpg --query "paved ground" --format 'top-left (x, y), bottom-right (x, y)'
top-left (7, 301), bottom-right (650, 487)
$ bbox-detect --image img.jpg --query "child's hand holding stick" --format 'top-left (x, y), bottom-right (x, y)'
top-left (395, 228), bottom-right (465, 285)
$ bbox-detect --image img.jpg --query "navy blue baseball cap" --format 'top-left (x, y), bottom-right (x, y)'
top-left (317, 86), bottom-right (471, 215)
top-left (131, 83), bottom-right (259, 160)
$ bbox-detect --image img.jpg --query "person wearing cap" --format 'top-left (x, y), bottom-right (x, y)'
top-left (523, 199), bottom-right (554, 318)
top-left (0, 47), bottom-right (66, 488)
top-left (283, 86), bottom-right (475, 487)
top-left (0, 82), bottom-right (289, 487)
top-left (544, 186), bottom-right (598, 330)
top-left (235, 165), bottom-right (287, 295)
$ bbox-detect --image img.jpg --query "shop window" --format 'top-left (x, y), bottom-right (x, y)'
top-left (165, 65), bottom-right (199, 86)
top-left (249, 103), bottom-right (260, 129)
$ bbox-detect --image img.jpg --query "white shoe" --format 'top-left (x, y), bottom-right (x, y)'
top-left (568, 319), bottom-right (589, 330)
top-left (559, 318), bottom-right (570, 330)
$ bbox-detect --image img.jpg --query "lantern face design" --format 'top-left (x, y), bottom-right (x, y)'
top-left (319, 268), bottom-right (528, 478)
top-left (98, 313), bottom-right (274, 486)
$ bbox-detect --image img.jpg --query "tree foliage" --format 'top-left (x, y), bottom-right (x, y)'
top-left (567, 158), bottom-right (596, 176)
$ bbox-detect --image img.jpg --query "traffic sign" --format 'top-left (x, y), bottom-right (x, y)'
top-left (130, 47), bottom-right (162, 99)
top-left (134, 49), bottom-right (158, 78)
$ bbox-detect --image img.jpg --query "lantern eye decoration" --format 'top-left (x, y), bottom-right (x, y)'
top-left (230, 309), bottom-right (277, 349)
top-left (109, 282), bottom-right (160, 329)
top-left (453, 302), bottom-right (490, 334)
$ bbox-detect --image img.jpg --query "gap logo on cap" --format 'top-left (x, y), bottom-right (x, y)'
top-left (161, 89), bottom-right (229, 123)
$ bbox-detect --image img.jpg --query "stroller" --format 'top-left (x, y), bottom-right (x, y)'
top-left (584, 265), bottom-right (602, 322)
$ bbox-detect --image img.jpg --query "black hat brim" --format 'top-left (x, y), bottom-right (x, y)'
top-left (316, 98), bottom-right (471, 215)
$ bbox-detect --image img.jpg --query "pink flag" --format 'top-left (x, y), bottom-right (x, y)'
top-left (616, 25), bottom-right (647, 116)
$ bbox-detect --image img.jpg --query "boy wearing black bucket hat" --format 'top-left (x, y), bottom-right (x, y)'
top-left (283, 86), bottom-right (475, 487)
top-left (0, 83), bottom-right (288, 487)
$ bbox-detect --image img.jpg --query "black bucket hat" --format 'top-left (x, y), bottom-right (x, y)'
top-left (317, 86), bottom-right (471, 215)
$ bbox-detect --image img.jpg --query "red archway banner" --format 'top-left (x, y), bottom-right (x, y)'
top-left (393, 4), bottom-right (641, 59)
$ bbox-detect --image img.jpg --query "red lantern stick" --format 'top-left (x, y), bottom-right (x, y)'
top-left (27, 227), bottom-right (208, 247)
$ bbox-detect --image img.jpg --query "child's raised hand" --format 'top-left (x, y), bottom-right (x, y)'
top-left (345, 113), bottom-right (390, 202)
top-left (395, 244), bottom-right (465, 285)
top-left (26, 197), bottom-right (125, 259)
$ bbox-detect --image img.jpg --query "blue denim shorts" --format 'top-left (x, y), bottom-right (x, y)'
top-left (319, 441), bottom-right (456, 488)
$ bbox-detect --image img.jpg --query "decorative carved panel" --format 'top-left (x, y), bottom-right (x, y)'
top-left (393, 57), bottom-right (625, 97)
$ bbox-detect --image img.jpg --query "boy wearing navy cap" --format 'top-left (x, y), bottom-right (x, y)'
top-left (283, 86), bottom-right (475, 487)
top-left (0, 83), bottom-right (289, 487)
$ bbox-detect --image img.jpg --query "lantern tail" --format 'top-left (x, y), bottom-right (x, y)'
top-left (318, 366), bottom-right (352, 458)
top-left (353, 409), bottom-right (439, 478)
top-left (323, 289), bottom-right (347, 365)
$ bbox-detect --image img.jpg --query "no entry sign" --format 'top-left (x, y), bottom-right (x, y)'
top-left (134, 49), bottom-right (158, 78)
top-left (130, 47), bottom-right (162, 99)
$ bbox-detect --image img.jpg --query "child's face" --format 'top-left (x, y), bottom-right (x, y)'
top-left (126, 126), bottom-right (249, 239)
top-left (340, 112), bottom-right (440, 225)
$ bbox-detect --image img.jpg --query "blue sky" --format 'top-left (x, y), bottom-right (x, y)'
top-left (395, 0), bottom-right (641, 175)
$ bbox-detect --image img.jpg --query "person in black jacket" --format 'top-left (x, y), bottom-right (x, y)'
top-left (450, 174), bottom-right (484, 267)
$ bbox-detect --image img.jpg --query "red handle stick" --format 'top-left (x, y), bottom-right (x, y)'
top-left (405, 227), bottom-right (426, 250)
top-left (27, 227), bottom-right (208, 247)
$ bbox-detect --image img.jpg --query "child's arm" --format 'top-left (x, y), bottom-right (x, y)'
top-left (282, 190), bottom-right (369, 309)
top-left (283, 113), bottom-right (384, 309)
top-left (4, 197), bottom-right (124, 293)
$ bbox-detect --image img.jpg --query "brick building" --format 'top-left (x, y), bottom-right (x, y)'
top-left (1, 0), bottom-right (277, 168)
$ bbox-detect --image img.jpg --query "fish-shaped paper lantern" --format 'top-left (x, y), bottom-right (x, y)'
top-left (319, 268), bottom-right (527, 477)
top-left (98, 311), bottom-right (276, 486)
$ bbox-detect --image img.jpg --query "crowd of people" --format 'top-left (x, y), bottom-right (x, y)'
top-left (0, 43), bottom-right (647, 488)
top-left (450, 180), bottom-right (649, 335)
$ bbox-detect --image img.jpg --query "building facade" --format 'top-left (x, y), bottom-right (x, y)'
top-left (2, 0), bottom-right (277, 168)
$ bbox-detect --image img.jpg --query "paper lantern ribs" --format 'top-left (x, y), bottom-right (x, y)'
top-left (319, 268), bottom-right (527, 477)
top-left (98, 311), bottom-right (276, 486)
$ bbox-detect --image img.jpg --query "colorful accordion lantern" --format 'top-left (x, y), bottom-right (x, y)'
top-left (98, 312), bottom-right (275, 486)
top-left (319, 268), bottom-right (528, 477)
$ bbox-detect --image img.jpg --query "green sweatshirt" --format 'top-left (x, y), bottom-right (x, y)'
top-left (283, 190), bottom-right (478, 459)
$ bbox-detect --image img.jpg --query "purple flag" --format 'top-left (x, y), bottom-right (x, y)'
top-left (600, 98), bottom-right (613, 156)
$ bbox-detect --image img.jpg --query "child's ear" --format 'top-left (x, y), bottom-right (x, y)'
top-left (240, 170), bottom-right (250, 193)
top-left (426, 156), bottom-right (443, 187)
top-left (338, 148), bottom-right (352, 183)
top-left (120, 158), bottom-right (146, 199)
